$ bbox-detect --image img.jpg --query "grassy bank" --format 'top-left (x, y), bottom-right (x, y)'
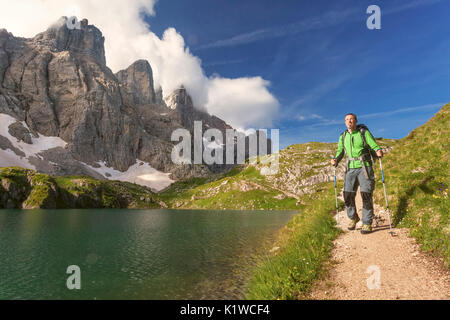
top-left (373, 103), bottom-right (449, 267)
top-left (0, 166), bottom-right (163, 209)
top-left (245, 182), bottom-right (343, 299)
top-left (159, 165), bottom-right (300, 210)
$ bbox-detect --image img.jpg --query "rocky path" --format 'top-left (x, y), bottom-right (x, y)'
top-left (310, 189), bottom-right (450, 300)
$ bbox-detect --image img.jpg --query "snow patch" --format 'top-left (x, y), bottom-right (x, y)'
top-left (0, 114), bottom-right (175, 192)
top-left (0, 113), bottom-right (68, 169)
top-left (0, 148), bottom-right (34, 169)
top-left (164, 96), bottom-right (177, 110)
top-left (86, 159), bottom-right (175, 192)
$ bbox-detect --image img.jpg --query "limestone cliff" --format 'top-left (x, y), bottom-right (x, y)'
top-left (0, 17), bottom-right (241, 187)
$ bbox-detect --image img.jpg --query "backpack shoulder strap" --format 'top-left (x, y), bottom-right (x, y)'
top-left (357, 124), bottom-right (369, 148)
top-left (340, 130), bottom-right (348, 141)
top-left (357, 124), bottom-right (377, 161)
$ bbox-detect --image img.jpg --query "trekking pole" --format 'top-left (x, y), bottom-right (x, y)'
top-left (332, 157), bottom-right (338, 214)
top-left (378, 157), bottom-right (394, 236)
top-left (334, 166), bottom-right (338, 214)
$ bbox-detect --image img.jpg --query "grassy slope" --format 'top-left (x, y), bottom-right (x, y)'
top-left (160, 142), bottom-right (344, 209)
top-left (0, 166), bottom-right (163, 209)
top-left (159, 165), bottom-right (299, 210)
top-left (245, 184), bottom-right (343, 299)
top-left (373, 103), bottom-right (449, 266)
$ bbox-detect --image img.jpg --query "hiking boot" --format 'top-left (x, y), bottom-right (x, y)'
top-left (347, 216), bottom-right (360, 230)
top-left (361, 224), bottom-right (372, 234)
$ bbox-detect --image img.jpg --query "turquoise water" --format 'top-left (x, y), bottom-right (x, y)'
top-left (0, 209), bottom-right (297, 299)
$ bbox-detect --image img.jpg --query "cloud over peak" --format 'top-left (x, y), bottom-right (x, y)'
top-left (0, 0), bottom-right (279, 129)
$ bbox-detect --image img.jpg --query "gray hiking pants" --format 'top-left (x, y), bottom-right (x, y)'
top-left (343, 166), bottom-right (375, 225)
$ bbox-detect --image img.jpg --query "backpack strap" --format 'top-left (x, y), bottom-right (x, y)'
top-left (358, 125), bottom-right (370, 151)
top-left (359, 125), bottom-right (367, 147)
top-left (357, 124), bottom-right (377, 165)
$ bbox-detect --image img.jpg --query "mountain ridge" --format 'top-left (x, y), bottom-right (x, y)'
top-left (0, 16), bottom-right (246, 189)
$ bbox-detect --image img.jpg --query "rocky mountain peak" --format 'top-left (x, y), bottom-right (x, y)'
top-left (115, 59), bottom-right (156, 106)
top-left (0, 28), bottom-right (11, 42)
top-left (32, 16), bottom-right (106, 65)
top-left (0, 18), bottom-right (240, 187)
top-left (164, 85), bottom-right (193, 110)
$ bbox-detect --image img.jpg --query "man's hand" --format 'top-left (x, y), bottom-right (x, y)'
top-left (376, 149), bottom-right (383, 158)
top-left (331, 158), bottom-right (337, 166)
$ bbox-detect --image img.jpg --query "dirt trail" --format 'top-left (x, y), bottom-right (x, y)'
top-left (310, 188), bottom-right (450, 300)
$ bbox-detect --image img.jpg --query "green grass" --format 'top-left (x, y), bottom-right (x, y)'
top-left (245, 183), bottom-right (343, 299)
top-left (159, 165), bottom-right (301, 210)
top-left (159, 143), bottom-right (340, 210)
top-left (23, 173), bottom-right (57, 208)
top-left (191, 188), bottom-right (298, 210)
top-left (0, 166), bottom-right (29, 188)
top-left (0, 167), bottom-right (162, 209)
top-left (373, 103), bottom-right (449, 266)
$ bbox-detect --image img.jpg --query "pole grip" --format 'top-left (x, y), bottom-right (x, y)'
top-left (379, 158), bottom-right (385, 183)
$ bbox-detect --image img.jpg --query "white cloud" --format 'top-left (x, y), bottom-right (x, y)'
top-left (296, 113), bottom-right (323, 121)
top-left (206, 77), bottom-right (279, 129)
top-left (0, 0), bottom-right (279, 129)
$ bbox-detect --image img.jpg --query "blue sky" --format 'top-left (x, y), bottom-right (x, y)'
top-left (145, 0), bottom-right (449, 148)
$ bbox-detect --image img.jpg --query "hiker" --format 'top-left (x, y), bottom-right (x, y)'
top-left (331, 113), bottom-right (383, 234)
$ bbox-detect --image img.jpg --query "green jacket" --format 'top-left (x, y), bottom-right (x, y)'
top-left (335, 128), bottom-right (381, 168)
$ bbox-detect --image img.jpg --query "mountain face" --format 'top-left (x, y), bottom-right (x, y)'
top-left (0, 17), bottom-right (245, 191)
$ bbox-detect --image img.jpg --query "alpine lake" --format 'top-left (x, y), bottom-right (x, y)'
top-left (0, 209), bottom-right (297, 299)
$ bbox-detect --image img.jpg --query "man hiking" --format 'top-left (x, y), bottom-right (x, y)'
top-left (331, 113), bottom-right (383, 234)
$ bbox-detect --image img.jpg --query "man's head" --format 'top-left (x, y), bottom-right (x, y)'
top-left (345, 113), bottom-right (357, 131)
